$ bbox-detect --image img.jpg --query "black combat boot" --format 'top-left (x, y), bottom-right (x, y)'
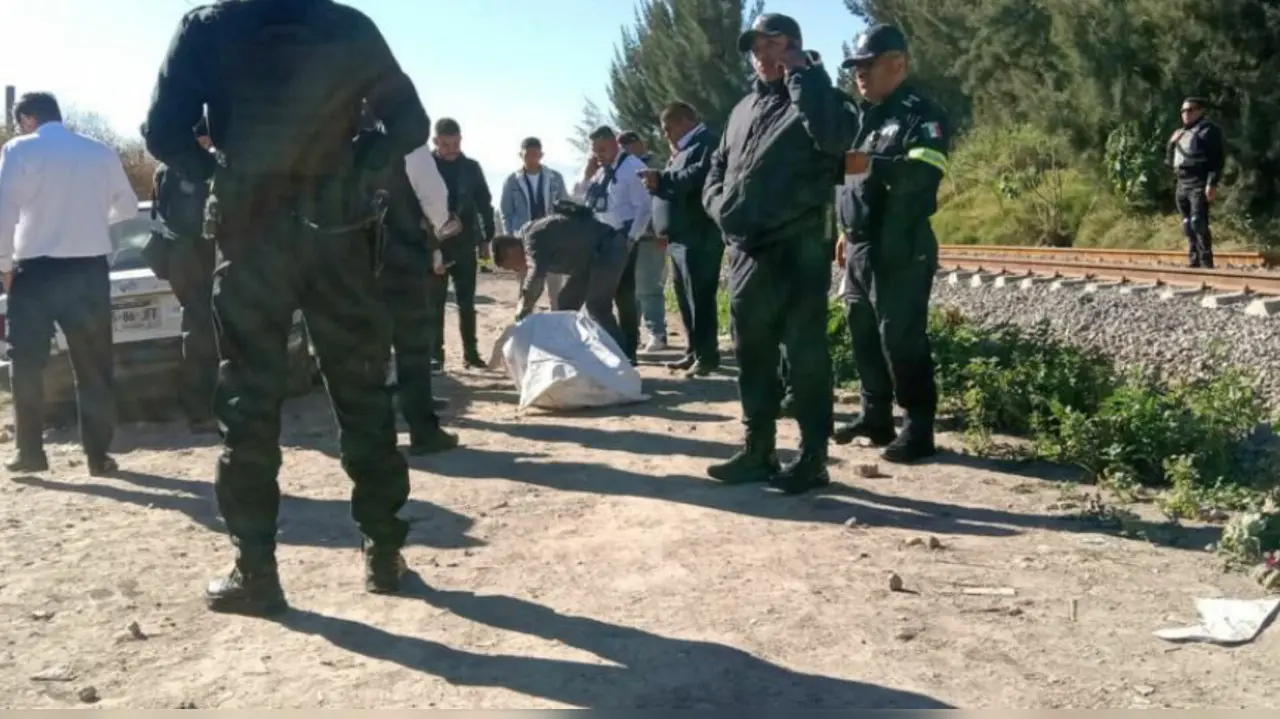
top-left (881, 417), bottom-right (937, 464)
top-left (205, 552), bottom-right (288, 616)
top-left (408, 426), bottom-right (460, 456)
top-left (768, 444), bottom-right (831, 495)
top-left (462, 349), bottom-right (487, 369)
top-left (4, 452), bottom-right (49, 473)
top-left (832, 414), bottom-right (897, 447)
top-left (707, 431), bottom-right (780, 485)
top-left (364, 541), bottom-right (408, 594)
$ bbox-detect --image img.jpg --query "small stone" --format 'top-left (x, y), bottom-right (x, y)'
top-left (30, 609), bottom-right (55, 621)
top-left (854, 463), bottom-right (882, 478)
top-left (1133, 684), bottom-right (1156, 697)
top-left (927, 536), bottom-right (944, 550)
top-left (30, 665), bottom-right (77, 682)
top-left (78, 686), bottom-right (100, 703)
top-left (894, 627), bottom-right (920, 641)
top-left (843, 516), bottom-right (859, 528)
top-left (0, 429), bottom-right (12, 443)
top-left (888, 573), bottom-right (905, 592)
top-left (177, 700), bottom-right (198, 709)
top-left (904, 537), bottom-right (926, 548)
top-left (1007, 606), bottom-right (1025, 617)
top-left (126, 620), bottom-right (148, 640)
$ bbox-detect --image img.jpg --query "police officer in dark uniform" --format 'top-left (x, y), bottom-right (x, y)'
top-left (141, 0), bottom-right (430, 615)
top-left (149, 118), bottom-right (217, 433)
top-left (831, 24), bottom-right (949, 464)
top-left (702, 13), bottom-right (855, 494)
top-left (1167, 97), bottom-right (1224, 268)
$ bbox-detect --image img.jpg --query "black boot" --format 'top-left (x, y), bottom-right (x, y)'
top-left (768, 445), bottom-right (831, 495)
top-left (707, 431), bottom-right (780, 485)
top-left (4, 452), bottom-right (49, 473)
top-left (666, 354), bottom-right (696, 371)
top-left (205, 555), bottom-right (288, 616)
top-left (462, 349), bottom-right (487, 369)
top-left (832, 414), bottom-right (896, 447)
top-left (408, 426), bottom-right (460, 456)
top-left (364, 541), bottom-right (408, 594)
top-left (881, 417), bottom-right (937, 464)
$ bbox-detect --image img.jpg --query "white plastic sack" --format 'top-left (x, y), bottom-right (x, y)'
top-left (489, 309), bottom-right (649, 411)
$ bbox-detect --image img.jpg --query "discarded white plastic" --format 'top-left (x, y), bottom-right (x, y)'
top-left (1154, 597), bottom-right (1280, 645)
top-left (490, 309), bottom-right (649, 411)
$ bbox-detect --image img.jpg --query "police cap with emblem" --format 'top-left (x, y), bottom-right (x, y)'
top-left (843, 24), bottom-right (909, 67)
top-left (737, 13), bottom-right (803, 53)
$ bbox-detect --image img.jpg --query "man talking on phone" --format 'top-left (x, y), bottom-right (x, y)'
top-left (701, 13), bottom-right (856, 494)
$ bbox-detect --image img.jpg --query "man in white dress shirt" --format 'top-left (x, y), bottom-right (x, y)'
top-left (573, 125), bottom-right (651, 363)
top-left (0, 92), bottom-right (137, 475)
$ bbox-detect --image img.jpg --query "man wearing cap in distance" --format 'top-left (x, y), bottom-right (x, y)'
top-left (831, 24), bottom-right (950, 464)
top-left (1166, 97), bottom-right (1224, 269)
top-left (490, 200), bottom-right (632, 354)
top-left (639, 101), bottom-right (722, 377)
top-left (499, 136), bottom-right (569, 307)
top-left (701, 13), bottom-right (856, 495)
top-left (571, 124), bottom-right (650, 364)
top-left (618, 129), bottom-right (670, 354)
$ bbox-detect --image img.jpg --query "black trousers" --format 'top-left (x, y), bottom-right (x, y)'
top-left (843, 244), bottom-right (937, 426)
top-left (668, 237), bottom-right (723, 364)
top-left (556, 229), bottom-right (633, 358)
top-left (430, 236), bottom-right (479, 361)
top-left (380, 239), bottom-right (441, 441)
top-left (727, 235), bottom-right (832, 449)
top-left (616, 242), bottom-right (640, 361)
top-left (166, 235), bottom-right (218, 423)
top-left (1175, 183), bottom-right (1214, 268)
top-left (7, 256), bottom-right (115, 460)
top-left (211, 210), bottom-right (409, 562)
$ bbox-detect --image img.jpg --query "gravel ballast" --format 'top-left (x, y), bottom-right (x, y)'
top-left (927, 276), bottom-right (1280, 410)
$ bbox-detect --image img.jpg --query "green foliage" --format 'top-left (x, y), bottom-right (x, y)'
top-left (844, 0), bottom-right (1280, 239)
top-left (583, 0), bottom-right (761, 165)
top-left (828, 301), bottom-right (1279, 512)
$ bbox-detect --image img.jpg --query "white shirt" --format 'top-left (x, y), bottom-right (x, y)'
top-left (402, 143), bottom-right (450, 232)
top-left (0, 122), bottom-right (137, 273)
top-left (573, 152), bottom-right (651, 242)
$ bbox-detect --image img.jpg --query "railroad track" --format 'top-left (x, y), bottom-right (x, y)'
top-left (938, 245), bottom-right (1280, 298)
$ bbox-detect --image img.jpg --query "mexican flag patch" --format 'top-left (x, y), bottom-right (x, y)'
top-left (921, 121), bottom-right (943, 139)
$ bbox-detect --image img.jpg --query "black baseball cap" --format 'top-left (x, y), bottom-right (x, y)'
top-left (520, 136), bottom-right (542, 150)
top-left (843, 24), bottom-right (909, 67)
top-left (617, 130), bottom-right (643, 146)
top-left (737, 13), bottom-right (802, 53)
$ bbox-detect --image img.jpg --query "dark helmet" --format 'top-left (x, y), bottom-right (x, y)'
top-left (843, 24), bottom-right (909, 68)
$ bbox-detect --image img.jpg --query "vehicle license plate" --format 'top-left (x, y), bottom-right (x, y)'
top-left (112, 298), bottom-right (162, 332)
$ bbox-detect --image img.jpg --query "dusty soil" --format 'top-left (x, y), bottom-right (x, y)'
top-left (1, 271), bottom-right (1275, 709)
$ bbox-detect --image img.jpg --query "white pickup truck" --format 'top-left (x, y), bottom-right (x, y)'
top-left (0, 201), bottom-right (317, 423)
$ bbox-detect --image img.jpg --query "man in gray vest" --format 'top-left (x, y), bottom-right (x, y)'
top-left (1167, 97), bottom-right (1225, 268)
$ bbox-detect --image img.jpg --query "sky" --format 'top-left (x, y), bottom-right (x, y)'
top-left (0, 0), bottom-right (864, 191)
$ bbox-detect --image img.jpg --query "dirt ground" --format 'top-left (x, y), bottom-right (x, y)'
top-left (1, 270), bottom-right (1276, 709)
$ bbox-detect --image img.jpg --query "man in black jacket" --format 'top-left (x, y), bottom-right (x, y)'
top-left (142, 0), bottom-right (428, 615)
top-left (642, 101), bottom-right (722, 376)
top-left (702, 13), bottom-right (855, 495)
top-left (150, 118), bottom-right (217, 433)
top-left (430, 117), bottom-right (495, 370)
top-left (1167, 97), bottom-right (1225, 268)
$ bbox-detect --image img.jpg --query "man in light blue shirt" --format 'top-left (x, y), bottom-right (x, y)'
top-left (499, 137), bottom-right (568, 308)
top-left (572, 125), bottom-right (651, 363)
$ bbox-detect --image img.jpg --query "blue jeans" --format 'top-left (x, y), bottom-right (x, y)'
top-left (632, 238), bottom-right (668, 340)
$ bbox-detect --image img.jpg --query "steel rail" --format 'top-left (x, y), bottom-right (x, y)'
top-left (939, 244), bottom-right (1280, 268)
top-left (936, 255), bottom-right (1280, 296)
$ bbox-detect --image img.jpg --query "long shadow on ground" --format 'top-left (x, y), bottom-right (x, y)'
top-left (422, 447), bottom-right (1221, 549)
top-left (271, 576), bottom-right (954, 709)
top-left (11, 470), bottom-right (482, 551)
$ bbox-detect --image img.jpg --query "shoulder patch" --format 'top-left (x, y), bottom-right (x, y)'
top-left (921, 121), bottom-right (944, 140)
top-left (902, 94), bottom-right (921, 108)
